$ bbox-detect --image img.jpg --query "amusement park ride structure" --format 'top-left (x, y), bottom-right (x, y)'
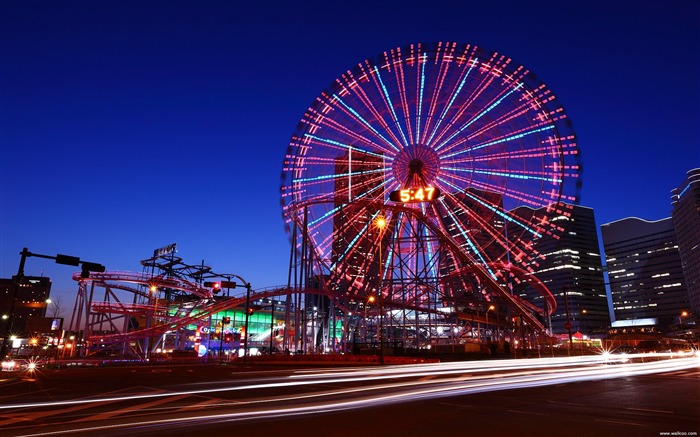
top-left (71, 42), bottom-right (581, 359)
top-left (280, 42), bottom-right (581, 353)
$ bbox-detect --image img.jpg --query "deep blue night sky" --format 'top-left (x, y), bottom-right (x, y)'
top-left (1, 0), bottom-right (698, 312)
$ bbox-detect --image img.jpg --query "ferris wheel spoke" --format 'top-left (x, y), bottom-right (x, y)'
top-left (367, 65), bottom-right (410, 149)
top-left (449, 142), bottom-right (563, 164)
top-left (437, 173), bottom-right (550, 217)
top-left (388, 50), bottom-right (415, 145)
top-left (427, 57), bottom-right (502, 150)
top-left (420, 54), bottom-right (454, 145)
top-left (435, 198), bottom-right (498, 278)
top-left (307, 183), bottom-right (387, 228)
top-left (437, 99), bottom-right (546, 158)
top-left (463, 85), bottom-right (561, 145)
top-left (420, 206), bottom-right (441, 279)
top-left (436, 176), bottom-right (544, 239)
top-left (351, 175), bottom-right (396, 202)
top-left (443, 164), bottom-right (562, 185)
top-left (326, 92), bottom-right (400, 152)
top-left (303, 127), bottom-right (394, 158)
top-left (434, 81), bottom-right (525, 152)
top-left (415, 52), bottom-right (428, 143)
top-left (441, 191), bottom-right (540, 265)
top-left (341, 85), bottom-right (406, 152)
top-left (439, 193), bottom-right (513, 260)
top-left (424, 55), bottom-right (479, 147)
top-left (339, 66), bottom-right (410, 151)
top-left (441, 124), bottom-right (556, 160)
top-left (291, 166), bottom-right (387, 185)
top-left (329, 208), bottom-right (383, 271)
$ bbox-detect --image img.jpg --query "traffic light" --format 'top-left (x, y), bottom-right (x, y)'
top-left (224, 333), bottom-right (232, 342)
top-left (55, 254), bottom-right (80, 266)
top-left (222, 316), bottom-right (231, 324)
top-left (220, 280), bottom-right (237, 288)
top-left (204, 281), bottom-right (222, 292)
top-left (81, 261), bottom-right (106, 273)
top-left (246, 307), bottom-right (255, 315)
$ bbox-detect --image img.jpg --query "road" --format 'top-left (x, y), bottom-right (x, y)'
top-left (1, 354), bottom-right (698, 436)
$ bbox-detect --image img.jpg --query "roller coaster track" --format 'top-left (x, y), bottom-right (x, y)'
top-left (78, 195), bottom-right (555, 347)
top-left (289, 199), bottom-right (555, 332)
top-left (74, 268), bottom-right (332, 346)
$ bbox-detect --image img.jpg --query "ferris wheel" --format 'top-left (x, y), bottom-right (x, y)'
top-left (281, 42), bottom-right (580, 315)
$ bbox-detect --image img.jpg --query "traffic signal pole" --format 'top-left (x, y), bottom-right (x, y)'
top-left (1, 248), bottom-right (105, 358)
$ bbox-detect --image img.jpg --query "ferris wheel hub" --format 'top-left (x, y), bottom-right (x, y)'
top-left (392, 144), bottom-right (440, 187)
top-left (408, 159), bottom-right (424, 174)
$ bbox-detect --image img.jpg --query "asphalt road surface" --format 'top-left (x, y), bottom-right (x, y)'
top-left (1, 355), bottom-right (698, 437)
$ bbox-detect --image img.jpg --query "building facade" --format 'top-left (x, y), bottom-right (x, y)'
top-left (0, 276), bottom-right (52, 336)
top-left (601, 217), bottom-right (689, 330)
top-left (671, 168), bottom-right (700, 320)
top-left (514, 204), bottom-right (609, 335)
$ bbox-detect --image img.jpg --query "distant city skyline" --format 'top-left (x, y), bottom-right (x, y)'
top-left (1, 1), bottom-right (698, 309)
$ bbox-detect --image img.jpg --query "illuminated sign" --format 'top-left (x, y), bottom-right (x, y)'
top-left (389, 186), bottom-right (441, 203)
top-left (153, 243), bottom-right (177, 257)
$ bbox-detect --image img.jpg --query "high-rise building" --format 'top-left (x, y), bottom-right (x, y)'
top-left (332, 150), bottom-right (385, 297)
top-left (671, 168), bottom-right (700, 319)
top-left (0, 276), bottom-right (52, 336)
top-left (601, 217), bottom-right (689, 330)
top-left (513, 205), bottom-right (609, 335)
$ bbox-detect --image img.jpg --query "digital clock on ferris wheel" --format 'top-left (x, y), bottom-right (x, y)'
top-left (389, 186), bottom-right (441, 203)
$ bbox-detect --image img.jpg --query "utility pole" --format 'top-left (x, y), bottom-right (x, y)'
top-left (243, 283), bottom-right (252, 364)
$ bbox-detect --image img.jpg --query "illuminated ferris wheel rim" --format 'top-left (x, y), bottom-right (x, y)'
top-left (281, 41), bottom-right (581, 271)
top-left (283, 42), bottom-right (578, 204)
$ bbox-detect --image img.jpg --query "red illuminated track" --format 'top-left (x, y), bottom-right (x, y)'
top-left (71, 271), bottom-right (213, 298)
top-left (73, 271), bottom-right (337, 344)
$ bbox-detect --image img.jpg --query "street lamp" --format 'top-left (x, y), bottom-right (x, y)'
top-left (147, 284), bottom-right (160, 359)
top-left (486, 305), bottom-right (495, 342)
top-left (365, 295), bottom-right (376, 343)
top-left (30, 337), bottom-right (38, 357)
top-left (680, 311), bottom-right (688, 330)
top-left (374, 214), bottom-right (387, 364)
top-left (312, 306), bottom-right (317, 353)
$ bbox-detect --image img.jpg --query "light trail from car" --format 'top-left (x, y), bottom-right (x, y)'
top-left (3, 355), bottom-right (698, 437)
top-left (2, 354), bottom-right (697, 412)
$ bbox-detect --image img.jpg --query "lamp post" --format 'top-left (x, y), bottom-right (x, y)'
top-left (311, 306), bottom-right (317, 354)
top-left (147, 284), bottom-right (159, 360)
top-left (375, 214), bottom-right (387, 364)
top-left (366, 295), bottom-right (375, 344)
top-left (680, 311), bottom-right (688, 331)
top-left (30, 337), bottom-right (38, 358)
top-left (242, 283), bottom-right (252, 363)
top-left (486, 305), bottom-right (495, 342)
